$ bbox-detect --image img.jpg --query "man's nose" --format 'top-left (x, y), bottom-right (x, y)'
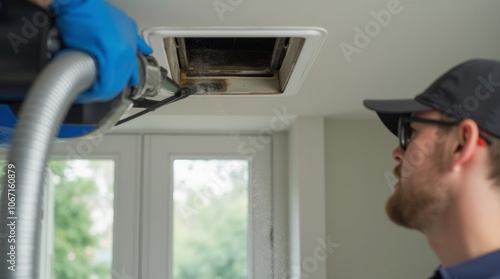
top-left (392, 145), bottom-right (404, 163)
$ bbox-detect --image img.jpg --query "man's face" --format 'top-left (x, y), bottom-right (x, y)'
top-left (386, 111), bottom-right (452, 231)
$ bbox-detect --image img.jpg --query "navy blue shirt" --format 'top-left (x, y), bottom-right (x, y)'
top-left (429, 249), bottom-right (500, 279)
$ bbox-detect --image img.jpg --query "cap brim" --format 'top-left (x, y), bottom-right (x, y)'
top-left (363, 99), bottom-right (433, 136)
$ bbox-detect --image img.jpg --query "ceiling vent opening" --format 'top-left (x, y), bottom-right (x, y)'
top-left (179, 37), bottom-right (279, 77)
top-left (143, 28), bottom-right (327, 96)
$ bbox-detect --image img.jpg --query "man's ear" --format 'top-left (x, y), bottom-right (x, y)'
top-left (450, 119), bottom-right (480, 172)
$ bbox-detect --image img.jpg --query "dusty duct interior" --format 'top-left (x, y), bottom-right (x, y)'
top-left (163, 37), bottom-right (305, 95)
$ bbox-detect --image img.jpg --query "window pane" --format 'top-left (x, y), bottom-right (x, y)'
top-left (173, 159), bottom-right (249, 279)
top-left (49, 160), bottom-right (114, 279)
top-left (0, 160), bottom-right (115, 279)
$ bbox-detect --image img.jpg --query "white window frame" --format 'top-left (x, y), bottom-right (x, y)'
top-left (141, 134), bottom-right (273, 279)
top-left (49, 135), bottom-right (143, 278)
top-left (0, 135), bottom-right (143, 278)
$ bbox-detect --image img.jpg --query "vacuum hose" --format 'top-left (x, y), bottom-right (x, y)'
top-left (0, 52), bottom-right (96, 278)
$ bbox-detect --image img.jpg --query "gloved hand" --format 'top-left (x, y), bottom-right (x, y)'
top-left (50, 0), bottom-right (153, 103)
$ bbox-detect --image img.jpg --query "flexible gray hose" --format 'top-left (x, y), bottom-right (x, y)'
top-left (0, 51), bottom-right (96, 278)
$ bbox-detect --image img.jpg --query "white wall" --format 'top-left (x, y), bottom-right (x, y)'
top-left (288, 117), bottom-right (327, 279)
top-left (109, 116), bottom-right (439, 279)
top-left (272, 132), bottom-right (290, 279)
top-left (324, 119), bottom-right (438, 279)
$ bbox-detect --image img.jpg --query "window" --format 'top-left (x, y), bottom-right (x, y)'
top-left (45, 160), bottom-right (114, 279)
top-left (1, 133), bottom-right (279, 279)
top-left (173, 159), bottom-right (249, 279)
top-left (142, 135), bottom-right (272, 279)
top-left (0, 160), bottom-right (115, 278)
top-left (2, 135), bottom-right (144, 279)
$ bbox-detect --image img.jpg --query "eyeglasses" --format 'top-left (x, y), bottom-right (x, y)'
top-left (398, 116), bottom-right (492, 151)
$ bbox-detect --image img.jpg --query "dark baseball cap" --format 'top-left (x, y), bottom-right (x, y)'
top-left (364, 59), bottom-right (500, 139)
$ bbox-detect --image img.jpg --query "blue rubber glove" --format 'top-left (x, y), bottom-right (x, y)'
top-left (50, 0), bottom-right (153, 103)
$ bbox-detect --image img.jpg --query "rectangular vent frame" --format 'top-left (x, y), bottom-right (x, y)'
top-left (142, 27), bottom-right (327, 96)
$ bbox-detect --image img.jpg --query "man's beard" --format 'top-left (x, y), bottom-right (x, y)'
top-left (386, 155), bottom-right (449, 231)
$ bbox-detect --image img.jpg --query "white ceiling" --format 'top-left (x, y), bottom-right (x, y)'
top-left (111, 0), bottom-right (500, 132)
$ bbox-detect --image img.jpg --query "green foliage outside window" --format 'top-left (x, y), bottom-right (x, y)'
top-left (173, 160), bottom-right (249, 279)
top-left (50, 161), bottom-right (110, 279)
top-left (1, 161), bottom-right (110, 279)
